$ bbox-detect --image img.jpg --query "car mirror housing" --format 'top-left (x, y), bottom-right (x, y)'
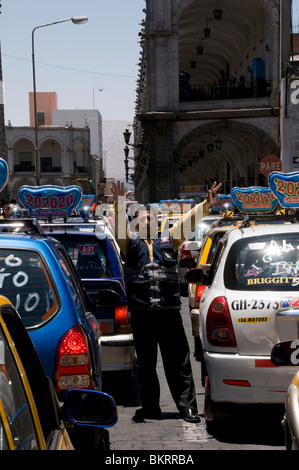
top-left (271, 339), bottom-right (299, 366)
top-left (64, 389), bottom-right (117, 428)
top-left (185, 268), bottom-right (207, 284)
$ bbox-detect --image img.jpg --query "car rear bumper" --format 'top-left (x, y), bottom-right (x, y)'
top-left (205, 351), bottom-right (297, 404)
top-left (100, 334), bottom-right (135, 372)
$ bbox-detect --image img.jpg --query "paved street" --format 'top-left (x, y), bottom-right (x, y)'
top-left (102, 296), bottom-right (286, 452)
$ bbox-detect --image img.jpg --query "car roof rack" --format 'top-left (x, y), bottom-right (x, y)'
top-left (40, 221), bottom-right (97, 234)
top-left (240, 213), bottom-right (299, 227)
top-left (213, 213), bottom-right (245, 227)
top-left (0, 218), bottom-right (44, 234)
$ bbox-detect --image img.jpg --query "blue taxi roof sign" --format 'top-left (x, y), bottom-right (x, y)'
top-left (269, 172), bottom-right (299, 208)
top-left (211, 194), bottom-right (233, 213)
top-left (231, 186), bottom-right (278, 214)
top-left (18, 185), bottom-right (82, 218)
top-left (0, 158), bottom-right (9, 193)
top-left (75, 194), bottom-right (96, 213)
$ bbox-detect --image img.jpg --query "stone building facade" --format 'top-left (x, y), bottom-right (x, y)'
top-left (5, 124), bottom-right (105, 202)
top-left (133, 0), bottom-right (293, 203)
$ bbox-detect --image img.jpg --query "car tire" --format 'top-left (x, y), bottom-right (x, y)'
top-left (180, 283), bottom-right (188, 296)
top-left (69, 427), bottom-right (110, 451)
top-left (204, 376), bottom-right (232, 434)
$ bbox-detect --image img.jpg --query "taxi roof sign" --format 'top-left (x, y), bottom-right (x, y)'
top-left (269, 171), bottom-right (299, 208)
top-left (18, 185), bottom-right (82, 218)
top-left (231, 186), bottom-right (277, 214)
top-left (211, 194), bottom-right (233, 212)
top-left (75, 194), bottom-right (96, 213)
top-left (0, 158), bottom-right (9, 193)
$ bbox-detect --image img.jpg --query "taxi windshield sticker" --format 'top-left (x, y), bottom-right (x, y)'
top-left (231, 187), bottom-right (277, 213)
top-left (269, 171), bottom-right (299, 208)
top-left (78, 244), bottom-right (97, 255)
top-left (19, 185), bottom-right (82, 218)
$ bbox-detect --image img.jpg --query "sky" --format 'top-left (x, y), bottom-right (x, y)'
top-left (1, 0), bottom-right (299, 128)
top-left (0, 0), bottom-right (145, 126)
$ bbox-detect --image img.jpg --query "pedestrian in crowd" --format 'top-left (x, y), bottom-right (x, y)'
top-left (111, 180), bottom-right (222, 423)
top-left (1, 204), bottom-right (10, 219)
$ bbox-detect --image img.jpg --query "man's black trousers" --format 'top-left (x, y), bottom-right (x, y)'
top-left (130, 308), bottom-right (198, 414)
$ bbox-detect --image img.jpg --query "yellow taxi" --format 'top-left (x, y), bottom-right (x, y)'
top-left (0, 295), bottom-right (117, 450)
top-left (187, 213), bottom-right (241, 364)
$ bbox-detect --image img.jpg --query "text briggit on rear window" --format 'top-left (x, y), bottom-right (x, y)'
top-left (225, 234), bottom-right (299, 291)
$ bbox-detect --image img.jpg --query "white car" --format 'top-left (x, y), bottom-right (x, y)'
top-left (186, 219), bottom-right (299, 423)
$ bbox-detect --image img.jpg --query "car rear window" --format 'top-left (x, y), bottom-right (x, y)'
top-left (0, 249), bottom-right (57, 327)
top-left (61, 237), bottom-right (113, 279)
top-left (224, 233), bottom-right (299, 291)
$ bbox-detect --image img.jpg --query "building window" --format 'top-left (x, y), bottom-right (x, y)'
top-left (37, 112), bottom-right (45, 126)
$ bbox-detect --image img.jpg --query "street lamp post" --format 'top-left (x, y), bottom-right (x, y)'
top-left (32, 16), bottom-right (88, 186)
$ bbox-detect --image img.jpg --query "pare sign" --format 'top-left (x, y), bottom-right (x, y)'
top-left (260, 155), bottom-right (282, 177)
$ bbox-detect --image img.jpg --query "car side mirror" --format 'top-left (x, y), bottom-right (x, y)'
top-left (271, 339), bottom-right (299, 366)
top-left (94, 289), bottom-right (122, 309)
top-left (64, 389), bottom-right (117, 428)
top-left (185, 268), bottom-right (207, 284)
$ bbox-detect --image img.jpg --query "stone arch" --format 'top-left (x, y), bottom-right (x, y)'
top-left (39, 138), bottom-right (62, 173)
top-left (174, 120), bottom-right (279, 191)
top-left (12, 137), bottom-right (35, 173)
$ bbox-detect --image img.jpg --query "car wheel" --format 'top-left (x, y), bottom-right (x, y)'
top-left (204, 377), bottom-right (231, 433)
top-left (193, 336), bottom-right (202, 362)
top-left (180, 283), bottom-right (188, 296)
top-left (204, 376), bottom-right (214, 422)
top-left (284, 419), bottom-right (293, 450)
top-left (69, 427), bottom-right (110, 451)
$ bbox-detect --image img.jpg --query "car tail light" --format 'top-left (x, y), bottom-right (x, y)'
top-left (115, 305), bottom-right (131, 334)
top-left (55, 325), bottom-right (94, 392)
top-left (181, 243), bottom-right (192, 258)
top-left (206, 296), bottom-right (236, 347)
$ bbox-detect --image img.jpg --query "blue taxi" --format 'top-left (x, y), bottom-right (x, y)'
top-left (41, 210), bottom-right (135, 374)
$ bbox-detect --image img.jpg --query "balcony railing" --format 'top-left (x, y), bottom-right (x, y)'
top-left (14, 164), bottom-right (62, 173)
top-left (179, 79), bottom-right (272, 102)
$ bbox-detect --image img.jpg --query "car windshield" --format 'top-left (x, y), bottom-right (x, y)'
top-left (0, 249), bottom-right (57, 327)
top-left (188, 218), bottom-right (219, 242)
top-left (224, 233), bottom-right (299, 291)
top-left (60, 237), bottom-right (113, 279)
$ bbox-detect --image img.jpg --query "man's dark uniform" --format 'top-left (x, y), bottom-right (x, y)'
top-left (114, 200), bottom-right (210, 420)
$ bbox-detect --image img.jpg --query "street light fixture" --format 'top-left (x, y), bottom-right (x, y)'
top-left (32, 16), bottom-right (88, 186)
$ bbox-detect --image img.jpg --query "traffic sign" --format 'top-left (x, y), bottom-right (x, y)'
top-left (260, 155), bottom-right (282, 177)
